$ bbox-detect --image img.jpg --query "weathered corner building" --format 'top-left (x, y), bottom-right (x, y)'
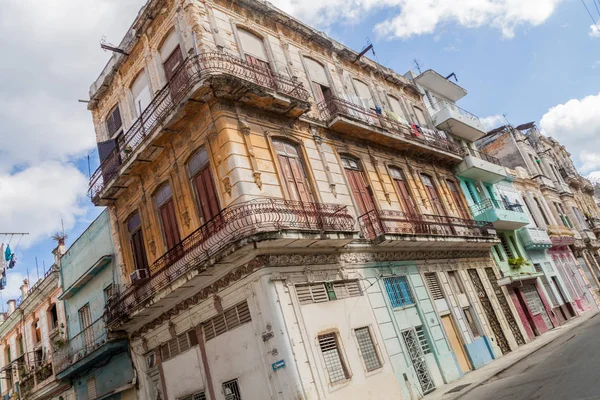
top-left (86, 0), bottom-right (532, 399)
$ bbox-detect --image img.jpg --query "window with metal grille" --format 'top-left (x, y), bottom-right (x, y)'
top-left (160, 330), bottom-right (198, 361)
top-left (87, 376), bottom-right (97, 400)
top-left (296, 280), bottom-right (362, 305)
top-left (424, 273), bottom-right (444, 300)
top-left (178, 391), bottom-right (207, 400)
top-left (354, 327), bottom-right (382, 371)
top-left (318, 333), bottom-right (349, 383)
top-left (222, 379), bottom-right (242, 400)
top-left (415, 326), bottom-right (431, 354)
top-left (202, 301), bottom-right (252, 341)
top-left (384, 276), bottom-right (415, 307)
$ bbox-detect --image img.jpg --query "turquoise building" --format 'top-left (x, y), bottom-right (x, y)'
top-left (54, 210), bottom-right (135, 399)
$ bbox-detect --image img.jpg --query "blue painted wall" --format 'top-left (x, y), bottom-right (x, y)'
top-left (465, 336), bottom-right (494, 368)
top-left (72, 352), bottom-right (133, 400)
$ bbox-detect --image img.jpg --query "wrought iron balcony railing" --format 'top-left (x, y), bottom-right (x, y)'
top-left (358, 209), bottom-right (495, 241)
top-left (89, 52), bottom-right (310, 199)
top-left (470, 198), bottom-right (524, 216)
top-left (460, 148), bottom-right (502, 166)
top-left (54, 318), bottom-right (107, 374)
top-left (317, 96), bottom-right (461, 156)
top-left (105, 199), bottom-right (355, 326)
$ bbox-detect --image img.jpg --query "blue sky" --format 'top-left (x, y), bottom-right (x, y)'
top-left (1, 0), bottom-right (599, 302)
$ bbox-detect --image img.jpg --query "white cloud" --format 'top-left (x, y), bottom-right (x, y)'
top-left (270, 0), bottom-right (563, 39)
top-left (590, 22), bottom-right (600, 37)
top-left (3, 272), bottom-right (28, 303)
top-left (540, 92), bottom-right (600, 175)
top-left (480, 114), bottom-right (505, 130)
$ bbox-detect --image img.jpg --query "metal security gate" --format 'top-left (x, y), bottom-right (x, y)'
top-left (485, 267), bottom-right (526, 346)
top-left (401, 329), bottom-right (435, 394)
top-left (468, 269), bottom-right (511, 355)
top-left (521, 285), bottom-right (553, 330)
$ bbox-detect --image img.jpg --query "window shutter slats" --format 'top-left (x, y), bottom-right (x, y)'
top-left (297, 280), bottom-right (361, 305)
top-left (201, 301), bottom-right (252, 342)
top-left (424, 273), bottom-right (444, 300)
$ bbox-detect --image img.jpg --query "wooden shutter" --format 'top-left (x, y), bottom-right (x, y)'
top-left (159, 199), bottom-right (181, 250)
top-left (193, 167), bottom-right (220, 222)
top-left (424, 273), bottom-right (444, 300)
top-left (106, 106), bottom-right (123, 137)
top-left (345, 168), bottom-right (375, 216)
top-left (278, 154), bottom-right (313, 203)
top-left (87, 377), bottom-right (97, 399)
top-left (130, 228), bottom-right (148, 271)
top-left (394, 178), bottom-right (418, 216)
top-left (164, 46), bottom-right (188, 100)
top-left (422, 175), bottom-right (445, 216)
top-left (447, 180), bottom-right (470, 219)
top-left (245, 54), bottom-right (275, 88)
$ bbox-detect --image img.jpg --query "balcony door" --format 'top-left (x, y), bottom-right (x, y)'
top-left (421, 174), bottom-right (446, 216)
top-left (342, 157), bottom-right (376, 216)
top-left (188, 148), bottom-right (220, 226)
top-left (163, 45), bottom-right (188, 101)
top-left (78, 304), bottom-right (94, 350)
top-left (155, 184), bottom-right (181, 251)
top-left (273, 140), bottom-right (313, 203)
top-left (447, 180), bottom-right (470, 220)
top-left (389, 167), bottom-right (418, 217)
top-left (238, 29), bottom-right (275, 89)
top-left (128, 212), bottom-right (149, 274)
top-left (131, 70), bottom-right (152, 119)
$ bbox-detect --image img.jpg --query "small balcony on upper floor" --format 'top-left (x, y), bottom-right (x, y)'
top-left (559, 167), bottom-right (580, 189)
top-left (427, 100), bottom-right (486, 142)
top-left (104, 199), bottom-right (357, 332)
top-left (518, 226), bottom-right (552, 250)
top-left (456, 148), bottom-right (507, 183)
top-left (89, 52), bottom-right (311, 205)
top-left (532, 174), bottom-right (556, 191)
top-left (54, 318), bottom-right (128, 380)
top-left (317, 96), bottom-right (462, 164)
top-left (547, 224), bottom-right (575, 247)
top-left (357, 209), bottom-right (498, 250)
top-left (471, 198), bottom-right (529, 230)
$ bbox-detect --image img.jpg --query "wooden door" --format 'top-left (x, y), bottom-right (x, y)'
top-left (130, 228), bottom-right (148, 272)
top-left (447, 180), bottom-right (470, 220)
top-left (193, 167), bottom-right (220, 223)
top-left (245, 55), bottom-right (275, 89)
top-left (345, 169), bottom-right (375, 216)
top-left (159, 198), bottom-right (181, 250)
top-left (164, 45), bottom-right (188, 100)
top-left (278, 154), bottom-right (313, 203)
top-left (394, 178), bottom-right (418, 217)
top-left (441, 315), bottom-right (472, 373)
top-left (422, 175), bottom-right (445, 216)
top-left (79, 305), bottom-right (93, 350)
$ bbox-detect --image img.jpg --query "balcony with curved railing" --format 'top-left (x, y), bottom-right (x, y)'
top-left (105, 199), bottom-right (356, 327)
top-left (89, 52), bottom-right (311, 203)
top-left (357, 209), bottom-right (496, 247)
top-left (317, 96), bottom-right (462, 161)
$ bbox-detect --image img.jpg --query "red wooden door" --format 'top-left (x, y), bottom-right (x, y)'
top-left (345, 169), bottom-right (376, 216)
top-left (447, 180), bottom-right (470, 220)
top-left (164, 46), bottom-right (188, 100)
top-left (278, 154), bottom-right (313, 203)
top-left (245, 55), bottom-right (275, 89)
top-left (193, 167), bottom-right (220, 222)
top-left (159, 198), bottom-right (181, 250)
top-left (422, 175), bottom-right (445, 216)
top-left (394, 178), bottom-right (418, 217)
top-left (130, 228), bottom-right (148, 272)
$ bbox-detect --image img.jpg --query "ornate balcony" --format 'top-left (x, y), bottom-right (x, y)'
top-left (427, 100), bottom-right (486, 141)
top-left (471, 198), bottom-right (529, 230)
top-left (357, 210), bottom-right (497, 249)
top-left (55, 318), bottom-right (127, 380)
top-left (89, 52), bottom-right (311, 204)
top-left (456, 148), bottom-right (507, 183)
top-left (105, 199), bottom-right (356, 329)
top-left (547, 224), bottom-right (575, 246)
top-left (317, 96), bottom-right (462, 163)
top-left (518, 227), bottom-right (552, 250)
top-left (559, 167), bottom-right (580, 188)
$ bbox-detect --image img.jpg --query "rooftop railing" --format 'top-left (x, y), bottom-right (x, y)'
top-left (89, 52), bottom-right (310, 199)
top-left (105, 199), bottom-right (355, 326)
top-left (358, 210), bottom-right (495, 241)
top-left (317, 96), bottom-right (461, 156)
top-left (470, 198), bottom-right (524, 216)
top-left (54, 318), bottom-right (107, 374)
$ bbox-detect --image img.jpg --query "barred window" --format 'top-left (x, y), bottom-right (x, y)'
top-left (160, 330), bottom-right (198, 361)
top-left (318, 333), bottom-right (350, 384)
top-left (354, 327), bottom-right (382, 371)
top-left (415, 326), bottom-right (431, 354)
top-left (296, 280), bottom-right (362, 305)
top-left (202, 301), bottom-right (252, 341)
top-left (223, 379), bottom-right (242, 400)
top-left (384, 276), bottom-right (414, 307)
top-left (179, 391), bottom-right (206, 400)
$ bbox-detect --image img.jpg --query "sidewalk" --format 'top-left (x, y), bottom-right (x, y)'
top-left (424, 310), bottom-right (599, 400)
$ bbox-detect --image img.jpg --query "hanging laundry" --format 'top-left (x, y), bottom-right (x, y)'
top-left (4, 244), bottom-right (11, 262)
top-left (8, 255), bottom-right (16, 269)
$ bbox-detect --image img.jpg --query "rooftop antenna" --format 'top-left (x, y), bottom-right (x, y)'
top-left (100, 36), bottom-right (130, 56)
top-left (503, 113), bottom-right (512, 126)
top-left (445, 72), bottom-right (458, 82)
top-left (413, 59), bottom-right (422, 74)
top-left (354, 38), bottom-right (374, 63)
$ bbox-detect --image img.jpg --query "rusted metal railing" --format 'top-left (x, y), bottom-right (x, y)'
top-left (358, 209), bottom-right (495, 241)
top-left (105, 199), bottom-right (355, 326)
top-left (89, 53), bottom-right (310, 199)
top-left (317, 96), bottom-right (461, 155)
top-left (54, 318), bottom-right (107, 374)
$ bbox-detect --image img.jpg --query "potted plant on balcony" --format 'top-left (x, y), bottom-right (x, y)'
top-left (508, 257), bottom-right (530, 269)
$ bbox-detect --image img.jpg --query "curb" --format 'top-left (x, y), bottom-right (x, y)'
top-left (449, 311), bottom-right (598, 400)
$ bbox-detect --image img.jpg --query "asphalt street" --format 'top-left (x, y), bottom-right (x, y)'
top-left (461, 314), bottom-right (600, 400)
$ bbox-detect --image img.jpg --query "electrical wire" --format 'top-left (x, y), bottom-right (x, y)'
top-left (594, 0), bottom-right (600, 19)
top-left (581, 0), bottom-right (600, 32)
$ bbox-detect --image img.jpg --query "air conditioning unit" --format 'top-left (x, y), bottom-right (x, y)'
top-left (130, 269), bottom-right (149, 285)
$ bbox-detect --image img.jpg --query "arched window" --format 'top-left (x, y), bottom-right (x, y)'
top-left (387, 96), bottom-right (408, 124)
top-left (154, 183), bottom-right (180, 250)
top-left (160, 29), bottom-right (187, 95)
top-left (446, 179), bottom-right (470, 220)
top-left (389, 167), bottom-right (418, 216)
top-left (131, 70), bottom-right (152, 118)
top-left (341, 156), bottom-right (376, 216)
top-left (421, 174), bottom-right (445, 216)
top-left (273, 139), bottom-right (313, 203)
top-left (127, 212), bottom-right (148, 272)
top-left (238, 29), bottom-right (274, 87)
top-left (352, 79), bottom-right (374, 110)
top-left (187, 148), bottom-right (220, 223)
top-left (304, 57), bottom-right (331, 103)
